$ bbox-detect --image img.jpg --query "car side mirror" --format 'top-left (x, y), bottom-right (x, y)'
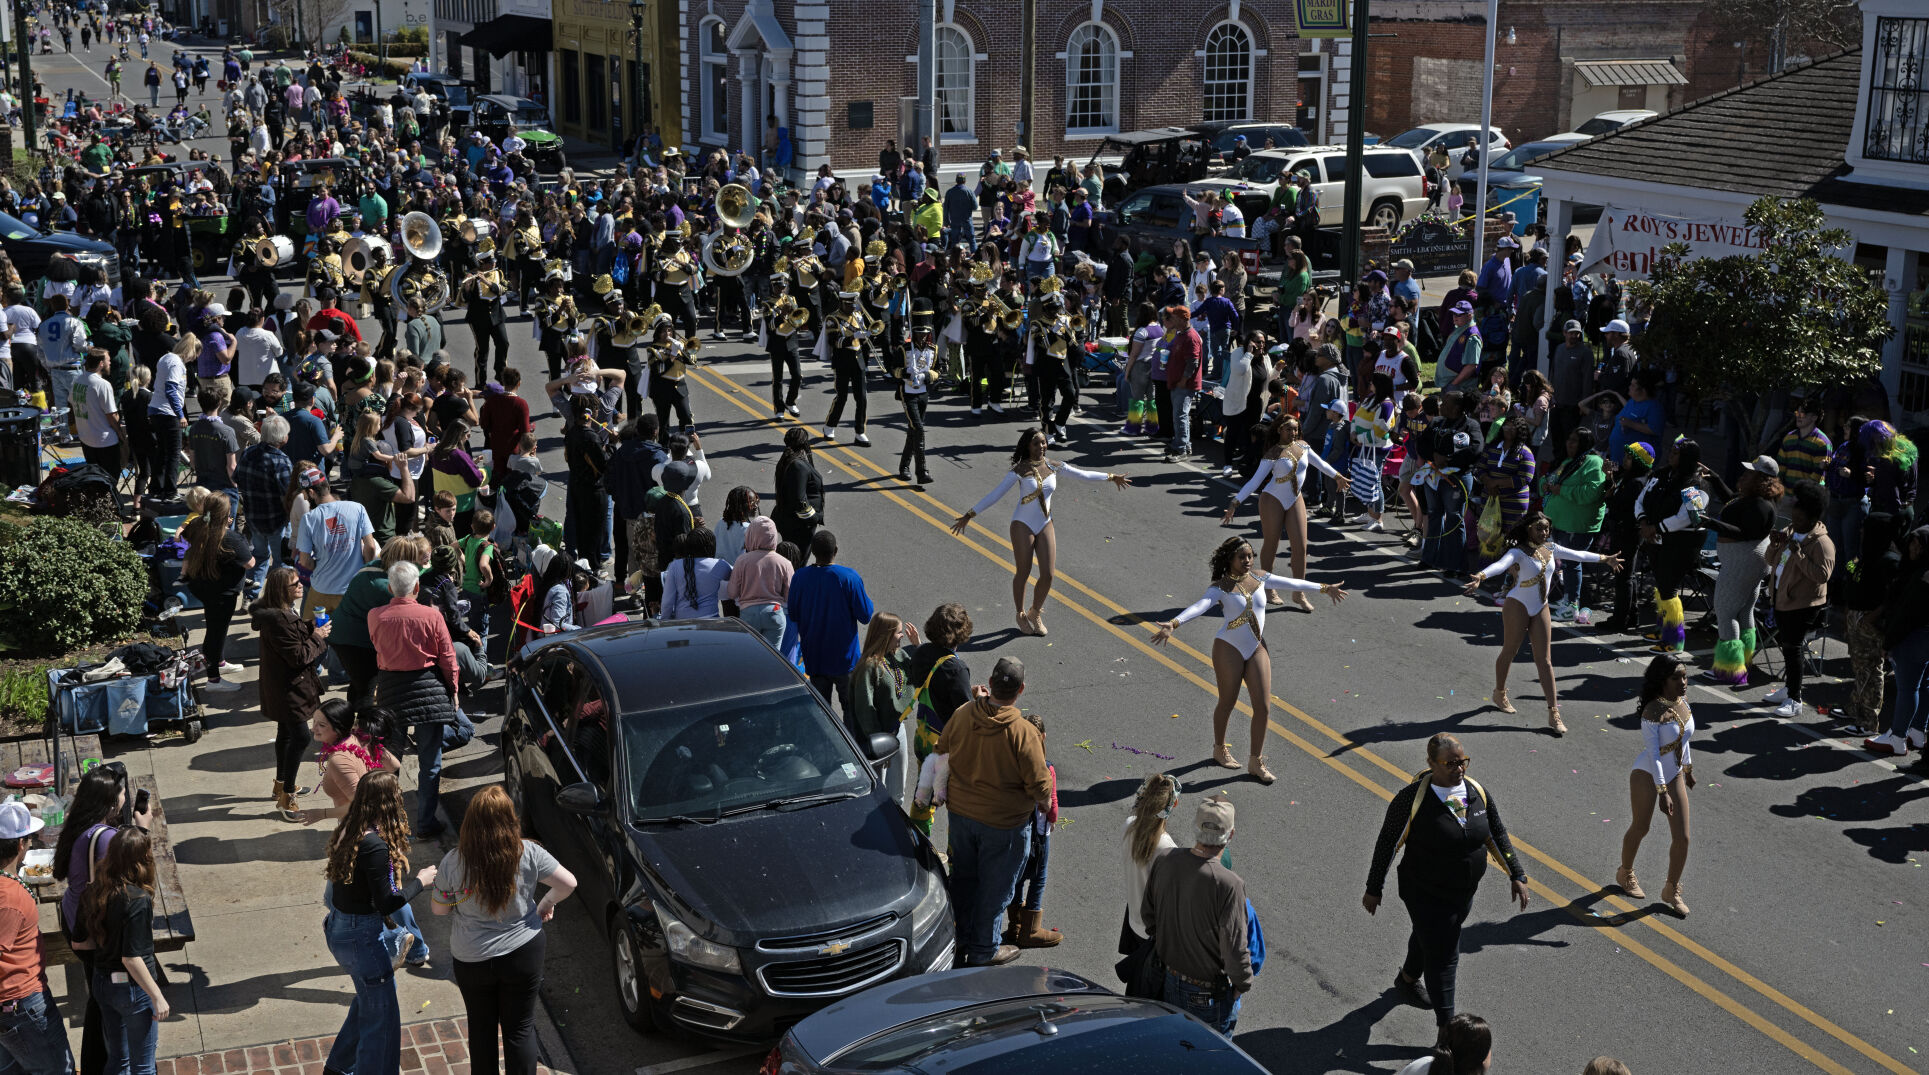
top-left (864, 732), bottom-right (900, 762)
top-left (557, 781), bottom-right (607, 815)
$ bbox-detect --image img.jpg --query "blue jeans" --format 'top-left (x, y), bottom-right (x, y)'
top-left (49, 368), bottom-right (80, 418)
top-left (1552, 528), bottom-right (1591, 605)
top-left (1161, 971), bottom-right (1240, 1035)
top-left (1207, 326), bottom-right (1231, 383)
top-left (323, 907), bottom-right (403, 1075)
top-left (324, 882), bottom-right (428, 964)
top-left (92, 972), bottom-right (158, 1075)
top-left (463, 595), bottom-right (490, 651)
top-left (1421, 479), bottom-right (1469, 575)
top-left (947, 223), bottom-right (975, 252)
top-left (739, 602), bottom-right (787, 650)
top-left (1017, 828), bottom-right (1050, 911)
top-left (946, 813), bottom-right (1032, 962)
top-left (416, 722), bottom-right (447, 833)
top-left (245, 520), bottom-right (284, 592)
top-left (1169, 387), bottom-right (1197, 455)
top-left (1887, 630), bottom-right (1929, 739)
top-left (0, 990), bottom-right (75, 1075)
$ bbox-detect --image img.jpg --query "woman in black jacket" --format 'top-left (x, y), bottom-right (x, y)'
top-left (1596, 445), bottom-right (1654, 633)
top-left (180, 495), bottom-right (255, 694)
top-left (1362, 733), bottom-right (1529, 1048)
top-left (252, 567), bottom-right (331, 819)
top-left (322, 771), bottom-right (437, 1075)
top-left (773, 426), bottom-right (825, 551)
top-left (1866, 526), bottom-right (1929, 758)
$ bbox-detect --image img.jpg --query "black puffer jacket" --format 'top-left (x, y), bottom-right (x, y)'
top-left (375, 666), bottom-right (455, 730)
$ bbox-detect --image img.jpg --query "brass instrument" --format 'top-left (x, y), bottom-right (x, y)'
top-left (701, 229), bottom-right (754, 277)
top-left (511, 224), bottom-right (542, 260)
top-left (996, 305), bottom-right (1025, 331)
top-left (889, 273), bottom-right (908, 291)
top-left (716, 183), bottom-right (755, 228)
top-left (607, 311), bottom-right (650, 347)
top-left (775, 300), bottom-right (811, 337)
top-left (543, 296), bottom-right (579, 333)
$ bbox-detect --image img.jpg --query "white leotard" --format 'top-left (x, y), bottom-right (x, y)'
top-left (1633, 699), bottom-right (1694, 785)
top-left (1170, 571), bottom-right (1322, 660)
top-left (1233, 445), bottom-right (1342, 513)
top-left (1471, 543), bottom-right (1604, 616)
top-left (969, 460), bottom-right (1111, 534)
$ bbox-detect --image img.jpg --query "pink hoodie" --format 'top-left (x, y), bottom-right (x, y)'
top-left (725, 516), bottom-right (793, 608)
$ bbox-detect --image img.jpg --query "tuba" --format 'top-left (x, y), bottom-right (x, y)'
top-left (701, 230), bottom-right (754, 277)
top-left (389, 212), bottom-right (452, 315)
top-left (716, 183), bottom-right (755, 228)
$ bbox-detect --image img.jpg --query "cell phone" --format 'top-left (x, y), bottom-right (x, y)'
top-left (134, 789), bottom-right (150, 815)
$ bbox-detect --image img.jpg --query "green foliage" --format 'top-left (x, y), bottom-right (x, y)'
top-left (1630, 197), bottom-right (1893, 413)
top-left (338, 26), bottom-right (351, 44)
top-left (391, 25), bottom-right (429, 45)
top-left (0, 668), bottom-right (49, 726)
top-left (262, 26), bottom-right (291, 50)
top-left (0, 519), bottom-right (146, 655)
top-left (344, 51), bottom-right (415, 79)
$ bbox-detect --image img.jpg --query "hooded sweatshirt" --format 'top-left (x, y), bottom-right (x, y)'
top-left (936, 698), bottom-right (1050, 829)
top-left (725, 517), bottom-right (792, 609)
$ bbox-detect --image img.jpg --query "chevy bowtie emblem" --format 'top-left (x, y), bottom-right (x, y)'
top-left (819, 941), bottom-right (851, 956)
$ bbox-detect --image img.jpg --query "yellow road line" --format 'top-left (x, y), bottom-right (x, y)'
top-left (687, 365), bottom-right (1906, 1075)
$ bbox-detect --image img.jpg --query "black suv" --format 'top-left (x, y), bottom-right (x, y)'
top-left (502, 618), bottom-right (954, 1042)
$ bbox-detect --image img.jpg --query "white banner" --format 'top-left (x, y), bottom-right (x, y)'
top-left (1579, 207), bottom-right (1767, 279)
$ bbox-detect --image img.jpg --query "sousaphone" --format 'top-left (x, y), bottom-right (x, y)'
top-left (703, 184), bottom-right (758, 277)
top-left (390, 211), bottom-right (452, 314)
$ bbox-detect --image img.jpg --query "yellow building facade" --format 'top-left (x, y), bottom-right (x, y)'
top-left (553, 0), bottom-right (682, 149)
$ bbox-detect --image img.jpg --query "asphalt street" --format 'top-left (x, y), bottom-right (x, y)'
top-left (28, 41), bottom-right (1929, 1075)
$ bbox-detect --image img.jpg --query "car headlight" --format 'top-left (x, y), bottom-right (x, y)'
top-left (909, 867), bottom-right (948, 943)
top-left (658, 906), bottom-right (742, 974)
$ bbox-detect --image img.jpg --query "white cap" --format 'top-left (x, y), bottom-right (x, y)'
top-left (0, 802), bottom-right (44, 840)
top-left (1601, 319), bottom-right (1631, 335)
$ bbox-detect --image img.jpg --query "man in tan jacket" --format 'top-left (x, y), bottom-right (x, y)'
top-left (936, 656), bottom-right (1050, 967)
top-left (1765, 480), bottom-right (1833, 718)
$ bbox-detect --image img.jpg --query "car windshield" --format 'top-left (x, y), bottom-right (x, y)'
top-left (446, 86), bottom-right (471, 107)
top-left (1230, 155), bottom-right (1286, 183)
top-left (625, 687), bottom-right (870, 821)
top-left (515, 106), bottom-right (552, 129)
top-left (1490, 143), bottom-right (1566, 171)
top-left (1574, 117), bottom-right (1622, 136)
top-left (833, 995), bottom-right (1155, 1067)
top-left (0, 211), bottom-right (42, 240)
top-left (1386, 127), bottom-right (1441, 149)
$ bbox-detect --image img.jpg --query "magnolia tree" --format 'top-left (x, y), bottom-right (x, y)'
top-left (1628, 196), bottom-right (1893, 445)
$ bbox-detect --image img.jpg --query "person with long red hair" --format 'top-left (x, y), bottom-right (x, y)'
top-left (431, 786), bottom-right (578, 1075)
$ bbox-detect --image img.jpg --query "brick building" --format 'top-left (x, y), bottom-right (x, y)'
top-left (1363, 0), bottom-right (1777, 144)
top-left (677, 0), bottom-right (1350, 176)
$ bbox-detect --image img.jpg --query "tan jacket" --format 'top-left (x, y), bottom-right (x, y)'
top-left (1773, 522), bottom-right (1833, 611)
top-left (935, 698), bottom-right (1050, 829)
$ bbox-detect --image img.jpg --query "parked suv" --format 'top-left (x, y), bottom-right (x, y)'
top-left (1191, 145), bottom-right (1428, 231)
top-left (502, 618), bottom-right (954, 1042)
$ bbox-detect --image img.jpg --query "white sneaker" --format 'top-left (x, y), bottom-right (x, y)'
top-left (785, 405), bottom-right (800, 417)
top-left (1763, 687), bottom-right (1790, 705)
top-left (201, 679), bottom-right (240, 693)
top-left (988, 404), bottom-right (1005, 414)
top-left (971, 407), bottom-right (983, 416)
top-left (1773, 699), bottom-right (1804, 718)
top-left (854, 433), bottom-right (871, 447)
top-left (1221, 466), bottom-right (1236, 478)
top-left (1551, 602), bottom-right (1575, 622)
top-left (1363, 519), bottom-right (1385, 533)
top-left (1864, 732), bottom-right (1909, 757)
top-left (218, 661), bottom-right (243, 674)
top-left (1908, 728), bottom-right (1927, 751)
top-left (822, 426), bottom-right (836, 441)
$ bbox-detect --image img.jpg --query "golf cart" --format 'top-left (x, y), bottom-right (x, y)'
top-left (1088, 127), bottom-right (1219, 205)
top-left (470, 94), bottom-right (569, 171)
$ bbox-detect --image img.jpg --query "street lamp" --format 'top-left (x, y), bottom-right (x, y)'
top-left (628, 0), bottom-right (648, 153)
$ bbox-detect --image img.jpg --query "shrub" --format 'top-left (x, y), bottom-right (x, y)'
top-left (0, 518), bottom-right (146, 654)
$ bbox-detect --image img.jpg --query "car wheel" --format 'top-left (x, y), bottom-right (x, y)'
top-left (502, 743), bottom-right (535, 836)
top-left (611, 914), bottom-right (676, 1035)
top-left (1369, 200), bottom-right (1402, 232)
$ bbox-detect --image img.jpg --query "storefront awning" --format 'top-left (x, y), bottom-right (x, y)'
top-left (1574, 59), bottom-right (1687, 87)
top-left (459, 15), bottom-right (553, 58)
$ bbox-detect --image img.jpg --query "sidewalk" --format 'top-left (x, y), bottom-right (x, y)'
top-left (49, 608), bottom-right (571, 1069)
top-left (158, 1016), bottom-right (556, 1075)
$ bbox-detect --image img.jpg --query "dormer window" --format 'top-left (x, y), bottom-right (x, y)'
top-left (1867, 16), bottom-right (1929, 164)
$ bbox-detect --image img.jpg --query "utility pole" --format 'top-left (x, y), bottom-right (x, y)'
top-left (1017, 0), bottom-right (1035, 153)
top-left (374, 0), bottom-right (385, 63)
top-left (12, 0), bottom-right (33, 160)
top-left (1338, 0), bottom-right (1369, 287)
top-left (1471, 0), bottom-right (1496, 270)
top-left (916, 0), bottom-right (936, 172)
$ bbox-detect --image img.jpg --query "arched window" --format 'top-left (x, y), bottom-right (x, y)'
top-left (1202, 23), bottom-right (1252, 123)
top-left (1066, 23), bottom-right (1119, 135)
top-left (935, 25), bottom-right (975, 140)
top-left (700, 18), bottom-right (729, 143)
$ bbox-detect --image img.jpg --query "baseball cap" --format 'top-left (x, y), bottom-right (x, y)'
top-left (1364, 269), bottom-right (1388, 283)
top-left (1496, 236), bottom-right (1520, 249)
top-left (1450, 300), bottom-right (1474, 316)
top-left (1742, 455), bottom-right (1781, 477)
top-left (988, 656), bottom-right (1026, 698)
top-left (1601, 318), bottom-right (1631, 335)
top-left (0, 802), bottom-right (43, 840)
top-left (1194, 794), bottom-right (1234, 846)
top-left (1563, 319), bottom-right (1583, 334)
top-left (296, 464), bottom-right (328, 491)
top-left (1393, 259), bottom-right (1415, 272)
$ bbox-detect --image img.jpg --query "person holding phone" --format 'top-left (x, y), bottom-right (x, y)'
top-left (79, 828), bottom-right (169, 1075)
top-left (54, 766), bottom-right (148, 1075)
top-left (0, 801), bottom-right (73, 1075)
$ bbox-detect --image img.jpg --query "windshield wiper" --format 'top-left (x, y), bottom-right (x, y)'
top-left (721, 790), bottom-right (862, 816)
top-left (637, 813), bottom-right (720, 825)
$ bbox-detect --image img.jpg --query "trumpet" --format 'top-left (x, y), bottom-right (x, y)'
top-left (543, 296), bottom-right (579, 332)
top-left (776, 304), bottom-right (811, 337)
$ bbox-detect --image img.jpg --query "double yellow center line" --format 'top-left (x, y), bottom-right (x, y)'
top-left (686, 364), bottom-right (1905, 1074)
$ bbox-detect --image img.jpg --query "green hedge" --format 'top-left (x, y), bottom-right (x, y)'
top-left (344, 50), bottom-right (415, 79)
top-left (0, 518), bottom-right (146, 655)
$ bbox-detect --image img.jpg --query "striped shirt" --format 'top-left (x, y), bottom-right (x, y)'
top-left (1778, 428), bottom-right (1833, 486)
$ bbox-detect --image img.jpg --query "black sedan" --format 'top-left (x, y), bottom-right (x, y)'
top-left (0, 211), bottom-right (120, 286)
top-left (761, 966), bottom-right (1270, 1075)
top-left (502, 618), bottom-right (955, 1043)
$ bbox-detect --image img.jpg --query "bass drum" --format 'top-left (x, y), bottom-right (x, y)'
top-left (342, 236), bottom-right (393, 284)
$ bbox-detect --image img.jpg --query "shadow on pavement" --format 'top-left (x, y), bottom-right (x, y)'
top-left (1235, 993), bottom-right (1418, 1074)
